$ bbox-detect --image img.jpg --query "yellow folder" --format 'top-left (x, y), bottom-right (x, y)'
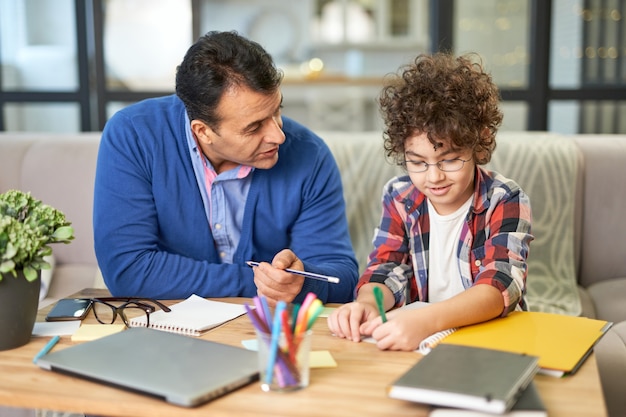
top-left (440, 311), bottom-right (612, 375)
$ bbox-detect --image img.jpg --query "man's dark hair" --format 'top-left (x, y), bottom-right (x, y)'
top-left (175, 30), bottom-right (283, 127)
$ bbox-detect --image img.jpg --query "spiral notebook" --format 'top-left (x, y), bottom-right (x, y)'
top-left (362, 301), bottom-right (457, 353)
top-left (129, 294), bottom-right (247, 336)
top-left (418, 327), bottom-right (457, 354)
top-left (400, 301), bottom-right (457, 354)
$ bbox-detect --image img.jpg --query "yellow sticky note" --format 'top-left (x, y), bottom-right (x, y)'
top-left (240, 339), bottom-right (338, 369)
top-left (71, 324), bottom-right (126, 342)
top-left (310, 350), bottom-right (337, 368)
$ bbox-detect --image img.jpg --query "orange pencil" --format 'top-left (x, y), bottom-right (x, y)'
top-left (295, 292), bottom-right (317, 337)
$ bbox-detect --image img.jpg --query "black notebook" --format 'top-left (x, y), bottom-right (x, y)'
top-left (387, 344), bottom-right (540, 414)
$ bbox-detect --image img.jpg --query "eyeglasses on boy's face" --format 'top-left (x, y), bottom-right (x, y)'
top-left (402, 157), bottom-right (471, 173)
top-left (90, 297), bottom-right (171, 328)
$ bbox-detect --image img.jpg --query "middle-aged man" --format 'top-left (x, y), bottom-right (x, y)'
top-left (93, 31), bottom-right (359, 305)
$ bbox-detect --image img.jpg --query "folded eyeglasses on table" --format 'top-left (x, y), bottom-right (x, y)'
top-left (89, 297), bottom-right (171, 327)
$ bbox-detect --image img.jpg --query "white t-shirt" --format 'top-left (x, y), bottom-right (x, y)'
top-left (427, 196), bottom-right (473, 302)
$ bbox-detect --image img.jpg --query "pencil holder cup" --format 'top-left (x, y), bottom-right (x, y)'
top-left (255, 328), bottom-right (312, 392)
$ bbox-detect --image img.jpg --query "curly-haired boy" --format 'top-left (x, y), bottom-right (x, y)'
top-left (328, 53), bottom-right (534, 351)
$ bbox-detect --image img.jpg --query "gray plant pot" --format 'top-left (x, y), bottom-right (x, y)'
top-left (0, 271), bottom-right (40, 351)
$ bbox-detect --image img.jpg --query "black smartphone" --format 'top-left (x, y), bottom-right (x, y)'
top-left (45, 298), bottom-right (93, 321)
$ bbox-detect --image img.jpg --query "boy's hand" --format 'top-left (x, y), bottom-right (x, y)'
top-left (327, 301), bottom-right (380, 342)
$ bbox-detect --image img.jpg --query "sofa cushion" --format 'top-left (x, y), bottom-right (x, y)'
top-left (586, 279), bottom-right (626, 324)
top-left (578, 285), bottom-right (597, 319)
top-left (593, 320), bottom-right (626, 417)
top-left (485, 132), bottom-right (582, 316)
top-left (572, 136), bottom-right (626, 290)
top-left (19, 134), bottom-right (100, 267)
top-left (320, 131), bottom-right (404, 274)
top-left (0, 135), bottom-right (36, 192)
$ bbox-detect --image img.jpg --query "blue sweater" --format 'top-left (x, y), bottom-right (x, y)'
top-left (93, 95), bottom-right (358, 303)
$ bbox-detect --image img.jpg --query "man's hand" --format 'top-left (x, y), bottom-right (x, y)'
top-left (252, 249), bottom-right (305, 307)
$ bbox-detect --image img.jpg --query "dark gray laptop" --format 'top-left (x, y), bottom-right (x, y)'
top-left (36, 327), bottom-right (259, 407)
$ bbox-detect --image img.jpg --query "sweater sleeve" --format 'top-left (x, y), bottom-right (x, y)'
top-left (93, 106), bottom-right (254, 299)
top-left (283, 137), bottom-right (359, 303)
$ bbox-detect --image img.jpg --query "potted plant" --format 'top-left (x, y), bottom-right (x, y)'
top-left (0, 189), bottom-right (74, 350)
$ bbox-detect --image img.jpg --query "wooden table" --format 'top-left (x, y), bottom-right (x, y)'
top-left (0, 289), bottom-right (608, 417)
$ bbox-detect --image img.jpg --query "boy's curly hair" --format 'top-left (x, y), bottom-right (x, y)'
top-left (379, 52), bottom-right (502, 165)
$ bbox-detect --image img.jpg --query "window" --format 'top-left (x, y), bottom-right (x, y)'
top-left (1, 0), bottom-right (625, 133)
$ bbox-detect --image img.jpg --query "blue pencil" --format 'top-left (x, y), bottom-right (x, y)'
top-left (33, 335), bottom-right (60, 364)
top-left (265, 301), bottom-right (286, 384)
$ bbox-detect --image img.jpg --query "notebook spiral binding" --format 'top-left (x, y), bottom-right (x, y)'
top-left (417, 328), bottom-right (458, 354)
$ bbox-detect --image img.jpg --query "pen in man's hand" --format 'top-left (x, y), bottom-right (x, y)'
top-left (373, 286), bottom-right (387, 323)
top-left (33, 335), bottom-right (60, 364)
top-left (246, 261), bottom-right (340, 284)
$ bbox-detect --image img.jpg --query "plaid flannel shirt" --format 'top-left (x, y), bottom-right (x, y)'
top-left (357, 166), bottom-right (533, 316)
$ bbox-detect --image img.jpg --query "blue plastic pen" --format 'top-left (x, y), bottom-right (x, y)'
top-left (33, 335), bottom-right (60, 364)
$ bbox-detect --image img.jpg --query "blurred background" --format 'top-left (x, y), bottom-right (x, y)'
top-left (0, 0), bottom-right (624, 134)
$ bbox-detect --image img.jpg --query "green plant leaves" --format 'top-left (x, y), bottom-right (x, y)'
top-left (0, 190), bottom-right (75, 280)
top-left (52, 226), bottom-right (74, 242)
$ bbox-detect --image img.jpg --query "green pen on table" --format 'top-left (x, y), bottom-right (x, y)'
top-left (373, 286), bottom-right (387, 323)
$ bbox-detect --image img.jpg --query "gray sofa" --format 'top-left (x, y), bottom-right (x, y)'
top-left (1, 131), bottom-right (626, 416)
